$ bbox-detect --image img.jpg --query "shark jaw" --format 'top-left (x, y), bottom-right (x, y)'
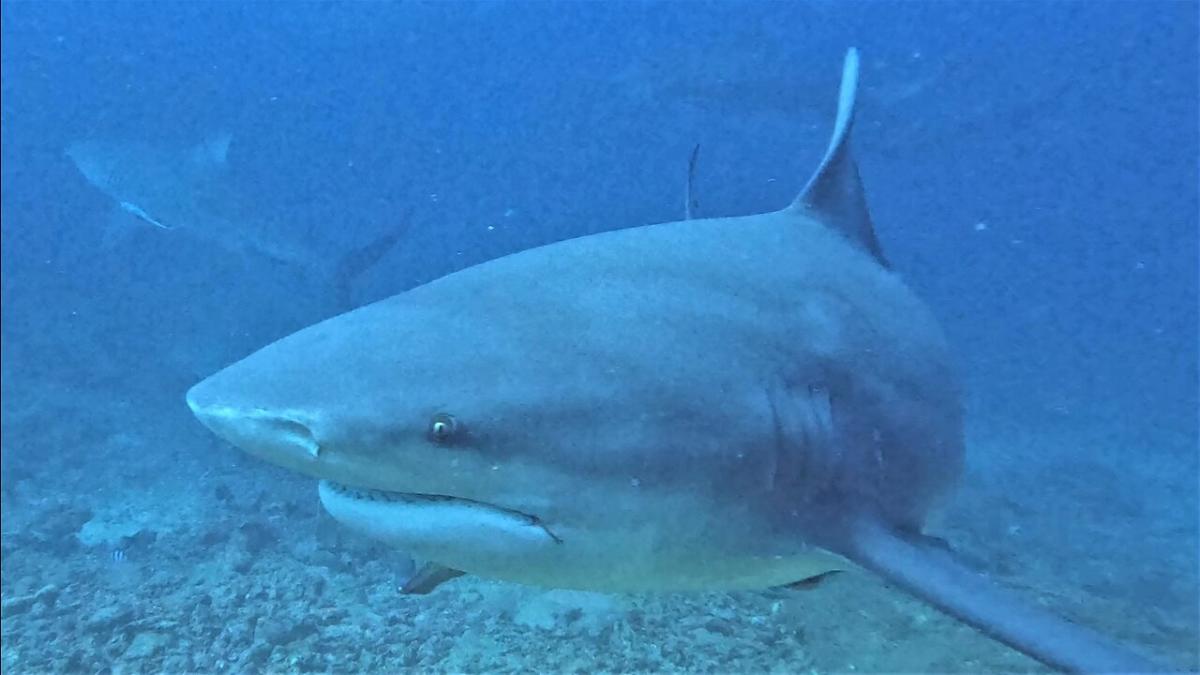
top-left (316, 479), bottom-right (562, 560)
top-left (188, 388), bottom-right (851, 593)
top-left (187, 390), bottom-right (563, 561)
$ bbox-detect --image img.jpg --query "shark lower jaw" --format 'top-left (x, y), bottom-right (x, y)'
top-left (316, 480), bottom-right (562, 556)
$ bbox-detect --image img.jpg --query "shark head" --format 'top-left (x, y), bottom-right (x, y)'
top-left (186, 49), bottom-right (1163, 672)
top-left (182, 278), bottom-right (588, 530)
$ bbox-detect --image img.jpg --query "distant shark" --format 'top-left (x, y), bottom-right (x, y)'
top-left (186, 50), bottom-right (1164, 672)
top-left (65, 133), bottom-right (402, 307)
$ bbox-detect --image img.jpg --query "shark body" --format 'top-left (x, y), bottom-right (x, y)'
top-left (66, 133), bottom-right (401, 306)
top-left (186, 50), bottom-right (1163, 672)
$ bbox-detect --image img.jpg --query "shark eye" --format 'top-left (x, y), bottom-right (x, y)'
top-left (428, 413), bottom-right (460, 444)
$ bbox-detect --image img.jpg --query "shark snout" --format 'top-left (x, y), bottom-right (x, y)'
top-left (186, 381), bottom-right (322, 469)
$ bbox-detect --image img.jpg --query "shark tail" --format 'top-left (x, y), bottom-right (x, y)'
top-left (843, 517), bottom-right (1164, 674)
top-left (330, 227), bottom-right (408, 310)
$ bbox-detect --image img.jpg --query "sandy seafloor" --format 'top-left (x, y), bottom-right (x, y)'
top-left (1, 366), bottom-right (1196, 674)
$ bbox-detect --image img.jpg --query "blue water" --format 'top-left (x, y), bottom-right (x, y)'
top-left (2, 2), bottom-right (1196, 672)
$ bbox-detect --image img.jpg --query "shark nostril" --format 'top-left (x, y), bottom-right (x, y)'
top-left (185, 390), bottom-right (322, 461)
top-left (270, 416), bottom-right (321, 458)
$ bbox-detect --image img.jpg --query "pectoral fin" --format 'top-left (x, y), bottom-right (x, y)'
top-left (117, 200), bottom-right (172, 229)
top-left (100, 205), bottom-right (155, 250)
top-left (782, 570), bottom-right (843, 591)
top-left (400, 562), bottom-right (466, 595)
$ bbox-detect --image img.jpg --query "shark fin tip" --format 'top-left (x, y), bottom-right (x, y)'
top-left (194, 132), bottom-right (233, 167)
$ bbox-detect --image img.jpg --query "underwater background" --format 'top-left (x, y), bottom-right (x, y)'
top-left (1, 1), bottom-right (1197, 672)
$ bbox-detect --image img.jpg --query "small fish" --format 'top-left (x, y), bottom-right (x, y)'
top-left (109, 548), bottom-right (127, 563)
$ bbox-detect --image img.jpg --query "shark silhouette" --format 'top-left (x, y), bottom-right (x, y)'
top-left (66, 133), bottom-right (402, 307)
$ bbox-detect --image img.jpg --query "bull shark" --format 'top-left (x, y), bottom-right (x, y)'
top-left (185, 50), bottom-right (1163, 672)
top-left (65, 133), bottom-right (401, 307)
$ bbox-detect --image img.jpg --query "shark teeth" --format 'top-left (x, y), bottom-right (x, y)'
top-left (319, 481), bottom-right (562, 544)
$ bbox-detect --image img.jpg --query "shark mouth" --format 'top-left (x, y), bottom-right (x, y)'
top-left (316, 480), bottom-right (563, 550)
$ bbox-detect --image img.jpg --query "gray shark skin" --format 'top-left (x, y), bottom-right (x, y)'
top-left (186, 50), bottom-right (1163, 673)
top-left (66, 133), bottom-right (235, 238)
top-left (65, 133), bottom-right (401, 307)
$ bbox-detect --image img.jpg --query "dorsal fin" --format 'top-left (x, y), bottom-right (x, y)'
top-left (789, 48), bottom-right (888, 267)
top-left (685, 143), bottom-right (700, 220)
top-left (191, 132), bottom-right (233, 169)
